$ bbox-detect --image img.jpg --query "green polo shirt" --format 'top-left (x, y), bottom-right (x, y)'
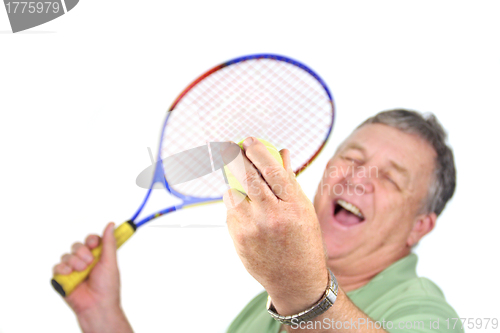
top-left (227, 253), bottom-right (463, 333)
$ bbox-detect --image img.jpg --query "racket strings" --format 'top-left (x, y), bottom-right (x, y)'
top-left (201, 66), bottom-right (274, 137)
top-left (243, 61), bottom-right (330, 138)
top-left (203, 61), bottom-right (328, 148)
top-left (161, 57), bottom-right (333, 198)
top-left (251, 61), bottom-right (331, 167)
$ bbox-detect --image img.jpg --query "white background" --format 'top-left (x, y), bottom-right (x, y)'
top-left (1, 1), bottom-right (499, 332)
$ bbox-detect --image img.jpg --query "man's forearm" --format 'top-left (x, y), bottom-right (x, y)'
top-left (281, 288), bottom-right (388, 333)
top-left (77, 306), bottom-right (134, 333)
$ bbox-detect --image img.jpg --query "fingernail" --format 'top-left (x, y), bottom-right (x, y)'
top-left (84, 254), bottom-right (93, 263)
top-left (243, 137), bottom-right (253, 148)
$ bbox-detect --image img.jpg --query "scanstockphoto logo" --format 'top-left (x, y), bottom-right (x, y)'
top-left (3, 0), bottom-right (79, 33)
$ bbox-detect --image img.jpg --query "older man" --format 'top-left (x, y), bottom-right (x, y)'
top-left (53, 109), bottom-right (461, 333)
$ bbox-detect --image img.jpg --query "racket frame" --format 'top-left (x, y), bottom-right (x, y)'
top-left (130, 53), bottom-right (335, 229)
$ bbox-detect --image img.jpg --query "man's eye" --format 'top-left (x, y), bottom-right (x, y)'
top-left (385, 176), bottom-right (399, 189)
top-left (342, 156), bottom-right (360, 163)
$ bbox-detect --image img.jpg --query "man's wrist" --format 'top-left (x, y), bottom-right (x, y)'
top-left (266, 268), bottom-right (330, 316)
top-left (77, 305), bottom-right (133, 333)
top-left (267, 268), bottom-right (338, 325)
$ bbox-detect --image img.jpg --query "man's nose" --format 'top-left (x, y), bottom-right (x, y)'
top-left (346, 170), bottom-right (374, 194)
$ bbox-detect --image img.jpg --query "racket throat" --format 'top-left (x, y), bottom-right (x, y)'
top-left (151, 159), bottom-right (169, 190)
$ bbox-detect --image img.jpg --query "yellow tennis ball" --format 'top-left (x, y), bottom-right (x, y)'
top-left (223, 138), bottom-right (283, 194)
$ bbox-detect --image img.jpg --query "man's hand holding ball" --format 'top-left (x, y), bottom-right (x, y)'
top-left (222, 137), bottom-right (328, 317)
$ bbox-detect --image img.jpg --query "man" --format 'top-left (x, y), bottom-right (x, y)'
top-left (53, 109), bottom-right (462, 333)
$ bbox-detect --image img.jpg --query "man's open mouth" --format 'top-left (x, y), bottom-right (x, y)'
top-left (333, 199), bottom-right (365, 225)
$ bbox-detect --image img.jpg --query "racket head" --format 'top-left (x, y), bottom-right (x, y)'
top-left (135, 54), bottom-right (335, 226)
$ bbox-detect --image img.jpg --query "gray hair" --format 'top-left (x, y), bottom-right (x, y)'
top-left (358, 109), bottom-right (456, 216)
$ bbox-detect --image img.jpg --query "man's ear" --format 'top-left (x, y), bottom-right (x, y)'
top-left (407, 212), bottom-right (437, 247)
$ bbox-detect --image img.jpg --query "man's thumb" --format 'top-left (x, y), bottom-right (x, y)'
top-left (100, 222), bottom-right (117, 265)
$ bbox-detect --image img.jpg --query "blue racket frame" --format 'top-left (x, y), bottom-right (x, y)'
top-left (130, 53), bottom-right (335, 228)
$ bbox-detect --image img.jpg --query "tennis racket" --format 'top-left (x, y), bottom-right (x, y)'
top-left (51, 53), bottom-right (335, 297)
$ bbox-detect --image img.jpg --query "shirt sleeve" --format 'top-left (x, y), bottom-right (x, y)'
top-left (226, 291), bottom-right (280, 333)
top-left (381, 279), bottom-right (464, 333)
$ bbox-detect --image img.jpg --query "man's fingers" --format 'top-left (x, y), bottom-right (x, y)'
top-left (61, 253), bottom-right (88, 272)
top-left (85, 234), bottom-right (100, 249)
top-left (223, 140), bottom-right (275, 203)
top-left (53, 263), bottom-right (72, 275)
top-left (223, 188), bottom-right (249, 209)
top-left (279, 149), bottom-right (294, 175)
top-left (243, 138), bottom-right (293, 201)
top-left (100, 222), bottom-right (117, 266)
top-left (71, 242), bottom-right (94, 264)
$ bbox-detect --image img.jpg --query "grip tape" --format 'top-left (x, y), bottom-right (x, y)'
top-left (51, 221), bottom-right (136, 297)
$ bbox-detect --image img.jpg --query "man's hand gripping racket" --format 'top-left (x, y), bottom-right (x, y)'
top-left (51, 54), bottom-right (335, 298)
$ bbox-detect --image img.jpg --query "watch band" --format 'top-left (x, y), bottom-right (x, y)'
top-left (266, 268), bottom-right (338, 325)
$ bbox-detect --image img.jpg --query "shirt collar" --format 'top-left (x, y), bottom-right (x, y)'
top-left (346, 253), bottom-right (418, 309)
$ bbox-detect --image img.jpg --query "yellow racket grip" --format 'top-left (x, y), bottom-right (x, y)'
top-left (51, 221), bottom-right (136, 297)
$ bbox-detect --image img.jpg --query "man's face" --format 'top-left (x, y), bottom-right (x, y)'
top-left (313, 123), bottom-right (437, 261)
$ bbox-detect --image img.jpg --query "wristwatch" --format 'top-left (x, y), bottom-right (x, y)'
top-left (266, 269), bottom-right (338, 325)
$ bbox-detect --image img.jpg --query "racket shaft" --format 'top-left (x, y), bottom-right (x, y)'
top-left (51, 221), bottom-right (136, 297)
